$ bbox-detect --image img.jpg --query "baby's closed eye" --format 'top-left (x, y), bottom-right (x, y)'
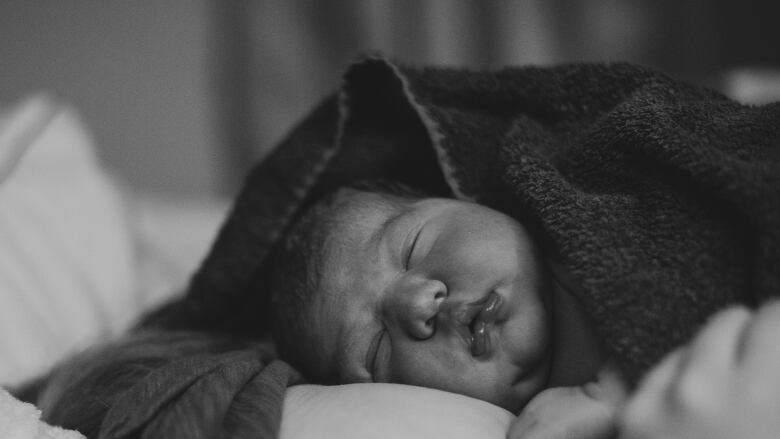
top-left (366, 328), bottom-right (390, 382)
top-left (402, 223), bottom-right (424, 270)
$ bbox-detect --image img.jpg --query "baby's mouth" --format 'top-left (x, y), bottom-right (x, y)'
top-left (468, 291), bottom-right (503, 357)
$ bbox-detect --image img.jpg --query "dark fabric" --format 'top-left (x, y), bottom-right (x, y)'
top-left (96, 353), bottom-right (302, 439)
top-left (143, 57), bottom-right (780, 387)
top-left (387, 60), bottom-right (780, 382)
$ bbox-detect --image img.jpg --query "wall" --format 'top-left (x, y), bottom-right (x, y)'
top-left (0, 0), bottom-right (223, 197)
top-left (3, 1), bottom-right (777, 197)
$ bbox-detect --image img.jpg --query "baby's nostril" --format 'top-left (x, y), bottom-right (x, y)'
top-left (434, 291), bottom-right (445, 300)
top-left (425, 317), bottom-right (435, 328)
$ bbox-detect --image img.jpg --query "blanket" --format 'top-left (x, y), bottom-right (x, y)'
top-left (94, 355), bottom-right (299, 439)
top-left (139, 57), bottom-right (780, 435)
top-left (0, 388), bottom-right (84, 439)
top-left (33, 332), bottom-right (302, 439)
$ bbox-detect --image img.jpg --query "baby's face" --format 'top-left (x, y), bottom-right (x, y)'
top-left (306, 189), bottom-right (552, 412)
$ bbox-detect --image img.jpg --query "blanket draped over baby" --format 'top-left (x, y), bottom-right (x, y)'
top-left (136, 58), bottom-right (779, 437)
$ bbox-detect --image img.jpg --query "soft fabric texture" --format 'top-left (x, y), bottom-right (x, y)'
top-left (0, 388), bottom-right (84, 439)
top-left (281, 384), bottom-right (513, 439)
top-left (0, 94), bottom-right (139, 386)
top-left (39, 333), bottom-right (301, 439)
top-left (97, 353), bottom-right (300, 439)
top-left (141, 58), bottom-right (779, 436)
top-left (128, 193), bottom-right (229, 314)
top-left (0, 94), bottom-right (237, 436)
top-left (0, 94), bottom-right (225, 388)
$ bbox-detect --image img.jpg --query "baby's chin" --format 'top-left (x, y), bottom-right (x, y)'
top-left (492, 329), bottom-right (554, 412)
top-left (488, 383), bottom-right (541, 413)
top-left (484, 357), bottom-right (552, 413)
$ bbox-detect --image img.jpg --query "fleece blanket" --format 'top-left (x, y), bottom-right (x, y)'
top-left (93, 356), bottom-right (299, 439)
top-left (0, 388), bottom-right (84, 439)
top-left (139, 57), bottom-right (780, 435)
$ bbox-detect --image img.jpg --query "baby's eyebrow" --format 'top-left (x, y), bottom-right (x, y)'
top-left (362, 206), bottom-right (405, 254)
top-left (376, 201), bottom-right (416, 242)
top-left (379, 208), bottom-right (404, 237)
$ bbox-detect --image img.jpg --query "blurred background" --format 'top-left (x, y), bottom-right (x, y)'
top-left (2, 0), bottom-right (779, 199)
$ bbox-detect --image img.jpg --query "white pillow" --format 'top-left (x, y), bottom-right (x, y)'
top-left (281, 384), bottom-right (514, 439)
top-left (0, 94), bottom-right (140, 386)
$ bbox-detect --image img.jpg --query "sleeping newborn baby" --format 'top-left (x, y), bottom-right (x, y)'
top-left (269, 181), bottom-right (627, 438)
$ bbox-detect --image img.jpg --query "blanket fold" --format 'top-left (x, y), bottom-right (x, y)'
top-left (98, 356), bottom-right (300, 439)
top-left (38, 334), bottom-right (302, 439)
top-left (144, 57), bottom-right (780, 386)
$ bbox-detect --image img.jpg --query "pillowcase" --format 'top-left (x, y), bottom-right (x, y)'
top-left (0, 94), bottom-right (140, 386)
top-left (281, 384), bottom-right (513, 439)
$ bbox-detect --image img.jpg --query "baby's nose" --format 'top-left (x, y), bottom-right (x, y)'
top-left (387, 277), bottom-right (447, 340)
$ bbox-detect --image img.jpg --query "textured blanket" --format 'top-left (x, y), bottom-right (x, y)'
top-left (144, 57), bottom-right (780, 397)
top-left (0, 388), bottom-right (84, 439)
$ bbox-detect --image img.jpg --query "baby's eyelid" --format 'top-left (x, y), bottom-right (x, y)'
top-left (365, 328), bottom-right (385, 381)
top-left (404, 226), bottom-right (423, 269)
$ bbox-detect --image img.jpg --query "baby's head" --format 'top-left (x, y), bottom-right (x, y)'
top-left (270, 181), bottom-right (554, 412)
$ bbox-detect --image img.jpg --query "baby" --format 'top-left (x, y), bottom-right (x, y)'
top-left (269, 180), bottom-right (627, 437)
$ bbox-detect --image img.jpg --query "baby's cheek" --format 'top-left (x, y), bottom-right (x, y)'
top-left (388, 343), bottom-right (513, 407)
top-left (389, 342), bottom-right (469, 387)
top-left (500, 317), bottom-right (551, 387)
top-left (429, 246), bottom-right (502, 286)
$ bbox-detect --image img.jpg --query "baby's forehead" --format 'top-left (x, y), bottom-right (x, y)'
top-left (314, 189), bottom-right (418, 286)
top-left (327, 188), bottom-right (420, 224)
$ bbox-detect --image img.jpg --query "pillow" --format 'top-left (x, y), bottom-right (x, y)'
top-left (129, 193), bottom-right (228, 313)
top-left (280, 384), bottom-right (513, 439)
top-left (0, 94), bottom-right (140, 386)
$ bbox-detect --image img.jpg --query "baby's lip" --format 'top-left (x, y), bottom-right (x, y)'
top-left (454, 292), bottom-right (503, 357)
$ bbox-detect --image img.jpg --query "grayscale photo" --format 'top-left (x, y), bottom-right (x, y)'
top-left (1, 2), bottom-right (779, 438)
